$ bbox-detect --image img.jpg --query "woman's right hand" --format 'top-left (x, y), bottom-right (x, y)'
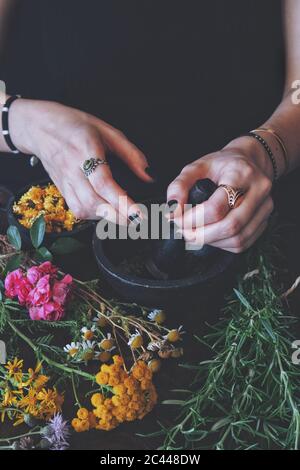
top-left (9, 99), bottom-right (154, 223)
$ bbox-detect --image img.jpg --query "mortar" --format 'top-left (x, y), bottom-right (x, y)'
top-left (93, 181), bottom-right (238, 308)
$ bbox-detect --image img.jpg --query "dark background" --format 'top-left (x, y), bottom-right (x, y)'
top-left (1, 0), bottom-right (300, 450)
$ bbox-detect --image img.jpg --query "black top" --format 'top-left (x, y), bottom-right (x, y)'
top-left (0, 0), bottom-right (284, 194)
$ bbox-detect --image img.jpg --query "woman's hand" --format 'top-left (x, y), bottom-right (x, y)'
top-left (167, 136), bottom-right (274, 253)
top-left (9, 99), bottom-right (153, 223)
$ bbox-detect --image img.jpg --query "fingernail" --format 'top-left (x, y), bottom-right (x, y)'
top-left (128, 213), bottom-right (142, 225)
top-left (167, 199), bottom-right (178, 212)
top-left (145, 167), bottom-right (156, 180)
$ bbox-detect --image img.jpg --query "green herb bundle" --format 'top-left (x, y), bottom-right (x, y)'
top-left (159, 247), bottom-right (300, 450)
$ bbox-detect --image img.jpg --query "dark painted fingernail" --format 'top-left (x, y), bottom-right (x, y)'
top-left (167, 199), bottom-right (178, 212)
top-left (145, 166), bottom-right (156, 180)
top-left (128, 213), bottom-right (142, 225)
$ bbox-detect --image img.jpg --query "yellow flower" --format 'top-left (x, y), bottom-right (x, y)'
top-left (91, 393), bottom-right (104, 407)
top-left (77, 407), bottom-right (89, 420)
top-left (5, 358), bottom-right (23, 383)
top-left (96, 371), bottom-right (109, 385)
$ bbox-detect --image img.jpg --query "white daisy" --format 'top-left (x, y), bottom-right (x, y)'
top-left (147, 309), bottom-right (166, 324)
top-left (81, 325), bottom-right (96, 341)
top-left (127, 330), bottom-right (143, 349)
top-left (63, 342), bottom-right (81, 357)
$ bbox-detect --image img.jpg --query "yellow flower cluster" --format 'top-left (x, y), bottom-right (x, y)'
top-left (1, 359), bottom-right (64, 425)
top-left (72, 355), bottom-right (157, 432)
top-left (13, 184), bottom-right (77, 233)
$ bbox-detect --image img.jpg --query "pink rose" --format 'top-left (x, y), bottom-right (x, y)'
top-left (52, 275), bottom-right (73, 305)
top-left (38, 262), bottom-right (58, 276)
top-left (27, 266), bottom-right (42, 286)
top-left (29, 302), bottom-right (64, 321)
top-left (16, 278), bottom-right (32, 306)
top-left (27, 275), bottom-right (51, 306)
top-left (5, 269), bottom-right (24, 299)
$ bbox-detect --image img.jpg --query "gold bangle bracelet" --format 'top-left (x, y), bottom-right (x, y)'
top-left (252, 127), bottom-right (289, 175)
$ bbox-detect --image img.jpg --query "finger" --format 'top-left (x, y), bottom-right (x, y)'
top-left (171, 163), bottom-right (250, 229)
top-left (95, 201), bottom-right (128, 225)
top-left (184, 178), bottom-right (272, 245)
top-left (70, 169), bottom-right (127, 224)
top-left (88, 163), bottom-right (143, 223)
top-left (96, 122), bottom-right (153, 183)
top-left (173, 187), bottom-right (230, 229)
top-left (183, 195), bottom-right (274, 247)
top-left (166, 160), bottom-right (210, 216)
top-left (210, 220), bottom-right (268, 253)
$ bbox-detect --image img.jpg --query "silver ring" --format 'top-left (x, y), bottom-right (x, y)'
top-left (82, 157), bottom-right (108, 178)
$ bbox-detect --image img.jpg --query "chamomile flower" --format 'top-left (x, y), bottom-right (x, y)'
top-left (128, 330), bottom-right (143, 349)
top-left (94, 350), bottom-right (112, 363)
top-left (99, 333), bottom-right (115, 351)
top-left (147, 309), bottom-right (166, 324)
top-left (63, 342), bottom-right (81, 358)
top-left (81, 325), bottom-right (96, 341)
top-left (164, 326), bottom-right (185, 343)
top-left (81, 340), bottom-right (96, 361)
top-left (92, 312), bottom-right (108, 328)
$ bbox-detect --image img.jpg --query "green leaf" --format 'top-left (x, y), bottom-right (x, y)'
top-left (5, 253), bottom-right (23, 273)
top-left (233, 288), bottom-right (254, 311)
top-left (6, 225), bottom-right (22, 251)
top-left (50, 237), bottom-right (85, 255)
top-left (30, 215), bottom-right (46, 249)
top-left (34, 246), bottom-right (53, 262)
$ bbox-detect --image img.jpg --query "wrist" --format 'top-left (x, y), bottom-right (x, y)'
top-left (8, 98), bottom-right (41, 155)
top-left (224, 136), bottom-right (275, 181)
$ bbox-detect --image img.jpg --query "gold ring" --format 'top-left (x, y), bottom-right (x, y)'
top-left (218, 184), bottom-right (244, 209)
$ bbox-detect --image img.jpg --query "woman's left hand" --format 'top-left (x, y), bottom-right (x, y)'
top-left (167, 136), bottom-right (275, 253)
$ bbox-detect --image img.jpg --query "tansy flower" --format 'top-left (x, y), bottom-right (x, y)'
top-left (5, 358), bottom-right (24, 383)
top-left (64, 342), bottom-right (81, 358)
top-left (147, 309), bottom-right (166, 324)
top-left (93, 312), bottom-right (108, 328)
top-left (99, 333), bottom-right (115, 351)
top-left (164, 326), bottom-right (185, 343)
top-left (81, 325), bottom-right (96, 341)
top-left (127, 330), bottom-right (143, 349)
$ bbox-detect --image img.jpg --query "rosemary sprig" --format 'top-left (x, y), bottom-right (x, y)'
top-left (159, 247), bottom-right (300, 450)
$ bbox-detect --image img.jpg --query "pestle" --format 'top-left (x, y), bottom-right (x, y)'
top-left (146, 178), bottom-right (218, 280)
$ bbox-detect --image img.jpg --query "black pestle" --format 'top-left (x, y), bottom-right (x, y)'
top-left (146, 178), bottom-right (218, 280)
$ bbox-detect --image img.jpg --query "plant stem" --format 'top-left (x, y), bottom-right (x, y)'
top-left (8, 320), bottom-right (96, 383)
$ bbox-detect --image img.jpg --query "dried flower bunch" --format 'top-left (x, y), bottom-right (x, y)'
top-left (13, 184), bottom-right (77, 233)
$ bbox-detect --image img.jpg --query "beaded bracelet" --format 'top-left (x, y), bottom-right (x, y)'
top-left (1, 95), bottom-right (21, 154)
top-left (248, 131), bottom-right (278, 181)
top-left (252, 127), bottom-right (289, 175)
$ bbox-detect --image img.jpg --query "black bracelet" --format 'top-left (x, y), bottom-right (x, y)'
top-left (1, 95), bottom-right (21, 154)
top-left (248, 131), bottom-right (278, 181)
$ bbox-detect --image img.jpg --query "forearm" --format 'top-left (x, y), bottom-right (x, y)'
top-left (260, 93), bottom-right (300, 177)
